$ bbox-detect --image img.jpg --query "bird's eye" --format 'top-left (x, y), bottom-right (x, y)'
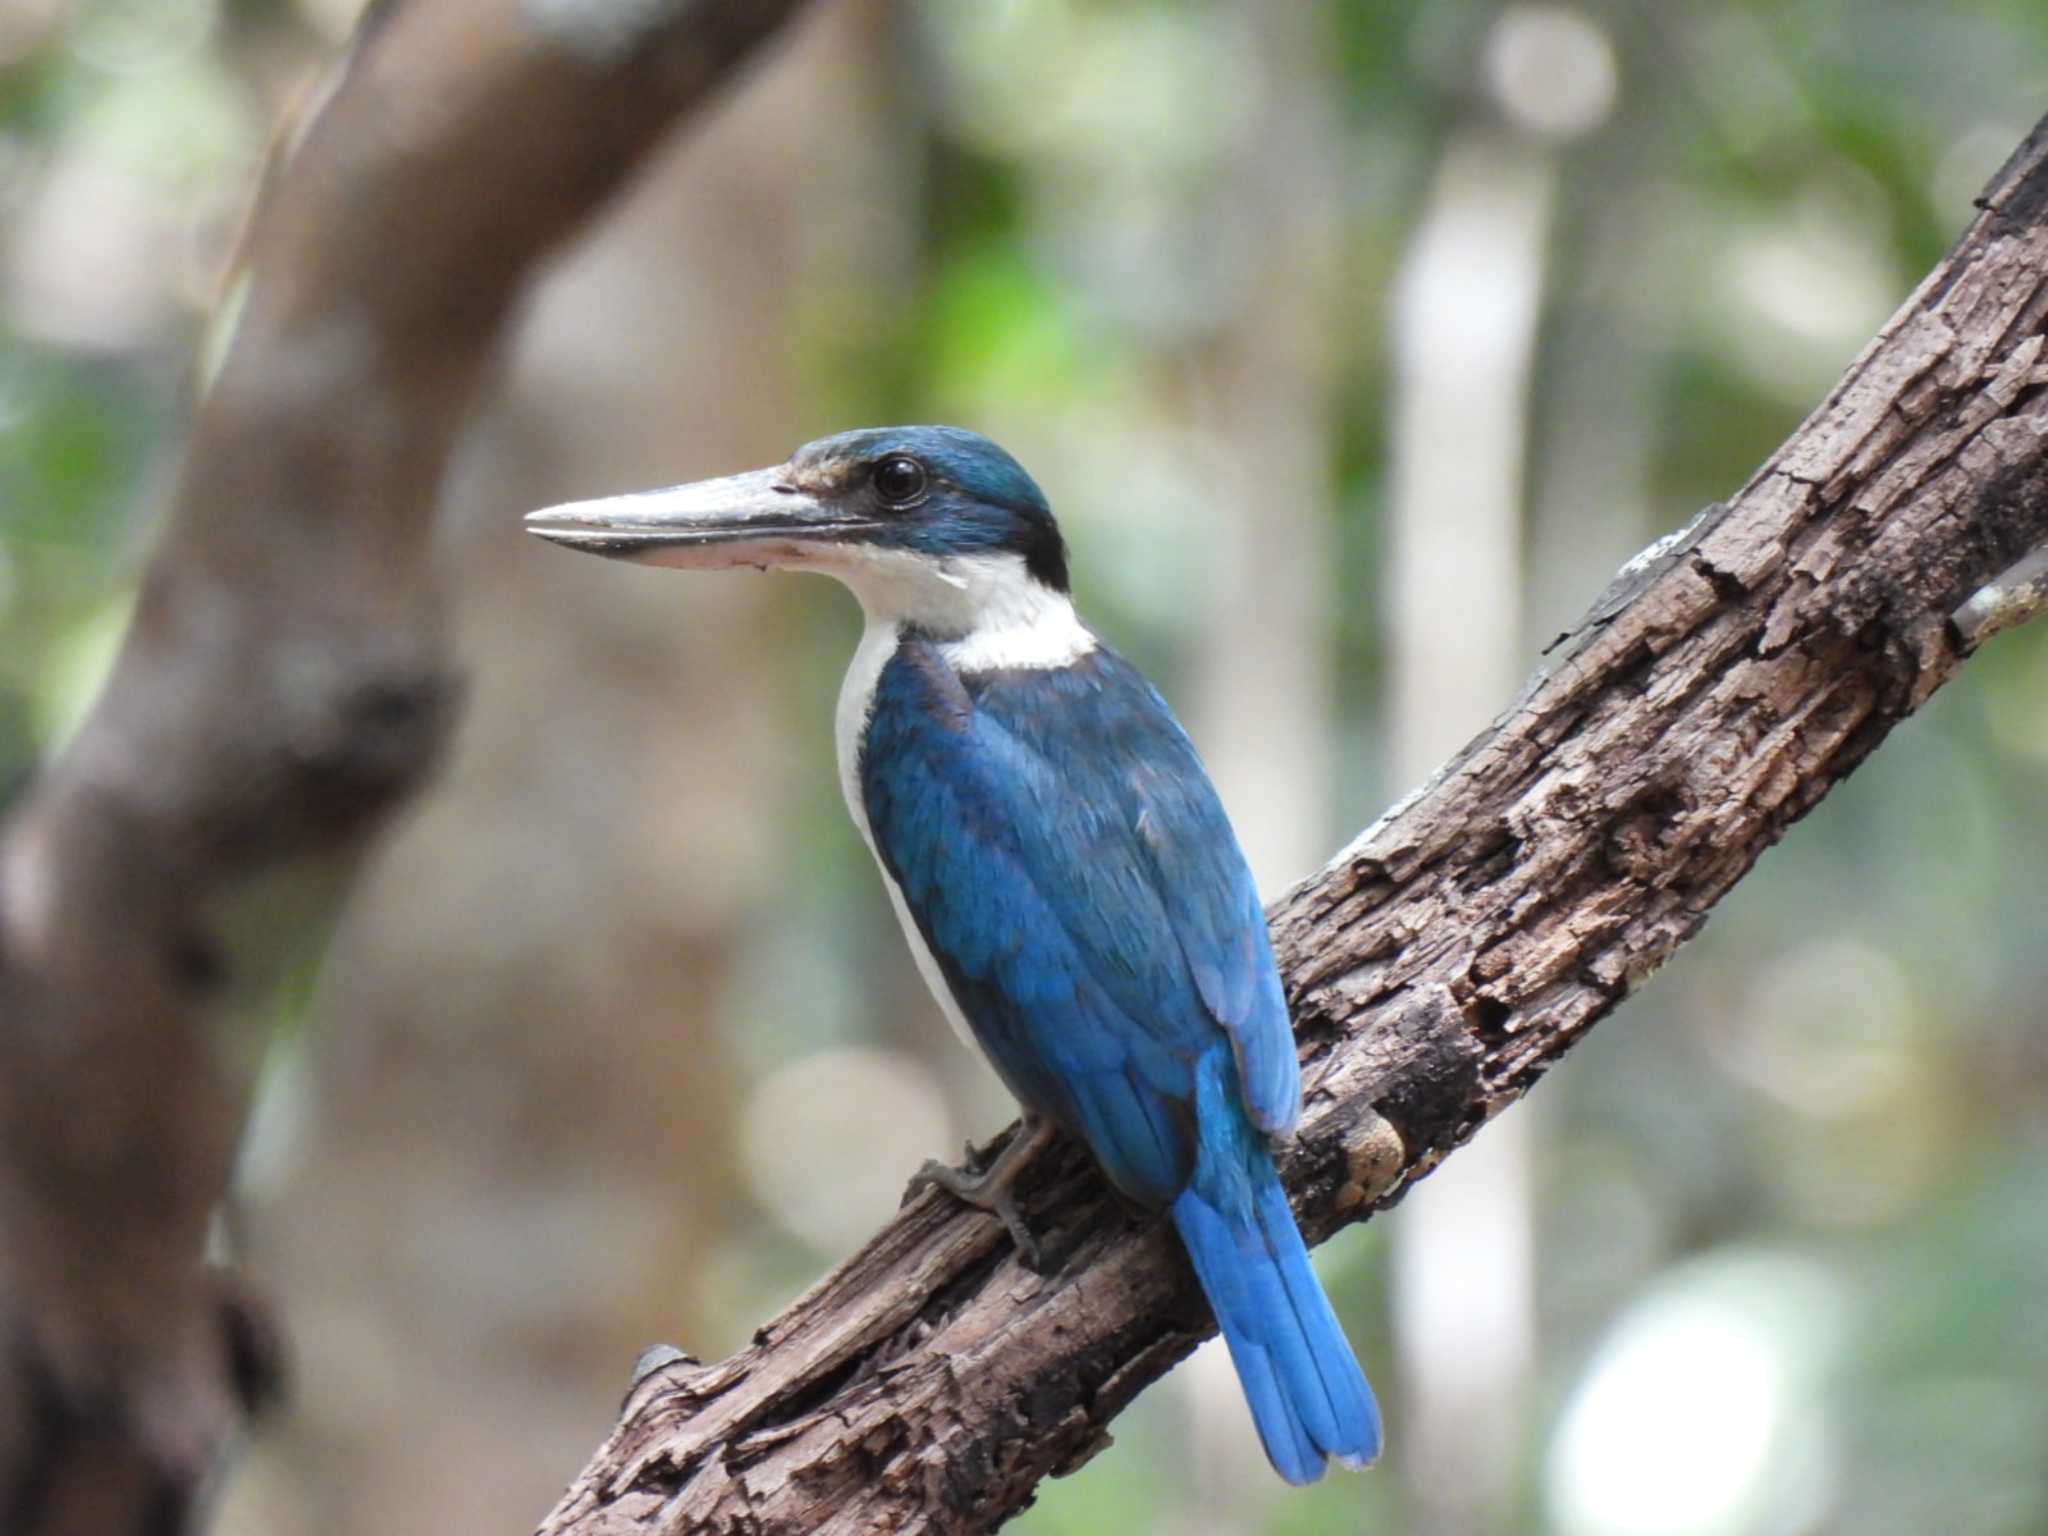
top-left (872, 455), bottom-right (928, 507)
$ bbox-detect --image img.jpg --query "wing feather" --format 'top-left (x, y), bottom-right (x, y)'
top-left (861, 638), bottom-right (1300, 1203)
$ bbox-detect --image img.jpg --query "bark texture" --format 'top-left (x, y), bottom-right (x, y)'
top-left (0, 3), bottom-right (810, 1532)
top-left (539, 121), bottom-right (2048, 1536)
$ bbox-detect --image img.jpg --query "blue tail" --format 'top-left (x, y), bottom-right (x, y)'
top-left (1170, 1104), bottom-right (1382, 1484)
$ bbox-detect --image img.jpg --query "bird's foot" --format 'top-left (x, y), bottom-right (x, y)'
top-left (903, 1117), bottom-right (1062, 1271)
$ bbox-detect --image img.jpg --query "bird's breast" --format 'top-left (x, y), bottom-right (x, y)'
top-left (835, 619), bottom-right (988, 1061)
top-left (835, 618), bottom-right (902, 847)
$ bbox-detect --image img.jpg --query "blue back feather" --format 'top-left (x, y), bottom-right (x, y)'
top-left (860, 637), bottom-right (1299, 1198)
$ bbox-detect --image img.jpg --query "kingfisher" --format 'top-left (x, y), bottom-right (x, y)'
top-left (526, 426), bottom-right (1381, 1483)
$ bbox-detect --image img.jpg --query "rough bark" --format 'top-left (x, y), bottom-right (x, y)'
top-left (0, 3), bottom-right (810, 1533)
top-left (538, 121), bottom-right (2048, 1536)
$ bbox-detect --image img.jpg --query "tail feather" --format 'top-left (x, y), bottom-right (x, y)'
top-left (1253, 1173), bottom-right (1379, 1469)
top-left (1172, 1146), bottom-right (1382, 1484)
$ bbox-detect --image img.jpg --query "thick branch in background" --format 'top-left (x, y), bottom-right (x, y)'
top-left (539, 121), bottom-right (2048, 1536)
top-left (0, 2), bottom-right (809, 1532)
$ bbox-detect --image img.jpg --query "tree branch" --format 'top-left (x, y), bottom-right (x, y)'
top-left (0, 3), bottom-right (810, 1532)
top-left (539, 118), bottom-right (2048, 1536)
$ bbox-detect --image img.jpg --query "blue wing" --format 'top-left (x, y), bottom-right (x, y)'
top-left (859, 636), bottom-right (1300, 1205)
top-left (861, 636), bottom-right (1379, 1482)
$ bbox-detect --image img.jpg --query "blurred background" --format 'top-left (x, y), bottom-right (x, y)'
top-left (5, 1), bottom-right (2048, 1532)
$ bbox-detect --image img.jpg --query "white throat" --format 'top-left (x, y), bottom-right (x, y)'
top-left (826, 547), bottom-right (1095, 836)
top-left (828, 548), bottom-right (1095, 836)
top-left (817, 547), bottom-right (1095, 672)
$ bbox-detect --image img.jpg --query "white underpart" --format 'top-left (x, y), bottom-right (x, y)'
top-left (833, 620), bottom-right (983, 1057)
top-left (819, 549), bottom-right (1095, 1061)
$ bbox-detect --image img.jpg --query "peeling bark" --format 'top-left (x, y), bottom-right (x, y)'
top-left (539, 120), bottom-right (2048, 1536)
top-left (0, 3), bottom-right (811, 1533)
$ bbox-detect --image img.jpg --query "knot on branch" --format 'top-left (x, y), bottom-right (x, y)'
top-left (208, 646), bottom-right (464, 856)
top-left (286, 659), bottom-right (459, 809)
top-left (1328, 1109), bottom-right (1406, 1218)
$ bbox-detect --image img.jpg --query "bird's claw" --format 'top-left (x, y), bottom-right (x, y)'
top-left (904, 1155), bottom-right (1049, 1269)
top-left (901, 1120), bottom-right (1063, 1271)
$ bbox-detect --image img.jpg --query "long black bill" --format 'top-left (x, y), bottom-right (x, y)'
top-left (524, 467), bottom-right (880, 569)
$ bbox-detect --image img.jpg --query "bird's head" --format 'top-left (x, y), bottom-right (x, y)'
top-left (526, 426), bottom-right (1069, 630)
